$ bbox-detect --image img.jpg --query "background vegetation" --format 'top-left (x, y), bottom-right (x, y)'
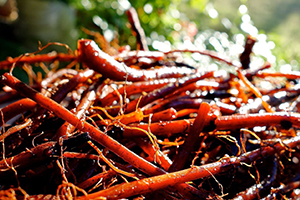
top-left (1, 0), bottom-right (300, 72)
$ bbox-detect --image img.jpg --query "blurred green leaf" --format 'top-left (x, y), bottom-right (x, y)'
top-left (190, 0), bottom-right (209, 12)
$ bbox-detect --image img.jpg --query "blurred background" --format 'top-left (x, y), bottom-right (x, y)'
top-left (0, 0), bottom-right (300, 72)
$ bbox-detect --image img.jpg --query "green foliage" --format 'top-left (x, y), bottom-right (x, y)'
top-left (190, 0), bottom-right (209, 12)
top-left (68, 0), bottom-right (175, 47)
top-left (1, 0), bottom-right (299, 72)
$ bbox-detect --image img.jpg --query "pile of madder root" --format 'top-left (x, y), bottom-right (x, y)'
top-left (1, 7), bottom-right (300, 200)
